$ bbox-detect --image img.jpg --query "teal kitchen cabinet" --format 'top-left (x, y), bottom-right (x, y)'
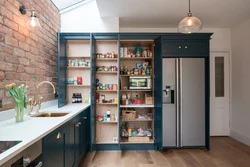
top-left (42, 107), bottom-right (90, 167)
top-left (43, 125), bottom-right (68, 167)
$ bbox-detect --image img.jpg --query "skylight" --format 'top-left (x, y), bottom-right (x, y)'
top-left (51, 0), bottom-right (91, 11)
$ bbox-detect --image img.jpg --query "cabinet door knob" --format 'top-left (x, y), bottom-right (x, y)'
top-left (75, 122), bottom-right (81, 127)
top-left (83, 117), bottom-right (87, 120)
top-left (185, 46), bottom-right (188, 49)
top-left (56, 132), bottom-right (62, 139)
top-left (178, 46), bottom-right (182, 49)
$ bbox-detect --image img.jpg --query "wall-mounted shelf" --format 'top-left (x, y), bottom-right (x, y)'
top-left (96, 141), bottom-right (118, 144)
top-left (67, 85), bottom-right (90, 87)
top-left (97, 103), bottom-right (117, 105)
top-left (120, 104), bottom-right (154, 108)
top-left (67, 66), bottom-right (90, 69)
top-left (96, 71), bottom-right (118, 74)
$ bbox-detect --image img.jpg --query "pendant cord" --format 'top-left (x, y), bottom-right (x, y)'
top-left (189, 0), bottom-right (191, 13)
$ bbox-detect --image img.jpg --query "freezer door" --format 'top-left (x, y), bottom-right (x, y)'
top-left (162, 58), bottom-right (177, 147)
top-left (181, 58), bottom-right (205, 147)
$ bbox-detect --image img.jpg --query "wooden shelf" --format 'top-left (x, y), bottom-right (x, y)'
top-left (96, 58), bottom-right (118, 61)
top-left (120, 140), bottom-right (154, 144)
top-left (96, 103), bottom-right (118, 105)
top-left (96, 141), bottom-right (118, 144)
top-left (121, 119), bottom-right (152, 122)
top-left (96, 71), bottom-right (118, 74)
top-left (120, 75), bottom-right (153, 77)
top-left (120, 57), bottom-right (153, 60)
top-left (96, 121), bottom-right (118, 124)
top-left (67, 56), bottom-right (90, 58)
top-left (67, 85), bottom-right (90, 87)
top-left (96, 90), bottom-right (117, 92)
top-left (67, 66), bottom-right (90, 69)
top-left (120, 90), bottom-right (152, 92)
top-left (120, 104), bottom-right (154, 108)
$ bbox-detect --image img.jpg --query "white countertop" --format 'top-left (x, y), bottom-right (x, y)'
top-left (0, 103), bottom-right (90, 166)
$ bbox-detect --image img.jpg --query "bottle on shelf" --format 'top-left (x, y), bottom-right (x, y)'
top-left (72, 93), bottom-right (76, 103)
top-left (107, 110), bottom-right (110, 121)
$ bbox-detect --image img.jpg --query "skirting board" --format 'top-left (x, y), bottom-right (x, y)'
top-left (230, 128), bottom-right (250, 146)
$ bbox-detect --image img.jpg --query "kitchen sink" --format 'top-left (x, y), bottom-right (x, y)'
top-left (31, 112), bottom-right (70, 117)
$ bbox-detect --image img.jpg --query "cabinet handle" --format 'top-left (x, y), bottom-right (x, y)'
top-left (178, 46), bottom-right (182, 49)
top-left (83, 117), bottom-right (87, 120)
top-left (56, 132), bottom-right (62, 139)
top-left (185, 46), bottom-right (188, 49)
top-left (75, 122), bottom-right (81, 127)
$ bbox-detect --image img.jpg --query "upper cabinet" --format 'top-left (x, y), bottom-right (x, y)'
top-left (162, 34), bottom-right (212, 57)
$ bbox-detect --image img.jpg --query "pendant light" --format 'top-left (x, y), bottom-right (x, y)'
top-left (178, 0), bottom-right (202, 34)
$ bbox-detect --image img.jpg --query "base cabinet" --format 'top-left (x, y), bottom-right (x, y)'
top-left (42, 107), bottom-right (90, 167)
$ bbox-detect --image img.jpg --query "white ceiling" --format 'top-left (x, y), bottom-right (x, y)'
top-left (96, 0), bottom-right (250, 28)
top-left (51, 0), bottom-right (85, 10)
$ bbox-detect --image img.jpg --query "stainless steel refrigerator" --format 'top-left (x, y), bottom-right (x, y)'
top-left (162, 58), bottom-right (205, 147)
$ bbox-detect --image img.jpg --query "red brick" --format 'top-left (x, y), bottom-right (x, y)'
top-left (4, 54), bottom-right (19, 64)
top-left (0, 15), bottom-right (3, 24)
top-left (13, 47), bottom-right (25, 57)
top-left (30, 46), bottom-right (39, 55)
top-left (19, 58), bottom-right (30, 66)
top-left (25, 67), bottom-right (35, 74)
top-left (0, 6), bottom-right (13, 20)
top-left (25, 52), bottom-right (35, 61)
top-left (20, 73), bottom-right (30, 81)
top-left (5, 36), bottom-right (18, 47)
top-left (30, 32), bottom-right (38, 41)
top-left (3, 45), bottom-right (13, 54)
top-left (18, 26), bottom-right (29, 37)
top-left (5, 72), bottom-right (20, 80)
top-left (13, 31), bottom-right (25, 42)
top-left (16, 65), bottom-right (25, 72)
top-left (0, 25), bottom-right (13, 36)
top-left (19, 41), bottom-right (29, 51)
top-left (0, 71), bottom-right (5, 80)
top-left (3, 18), bottom-right (18, 31)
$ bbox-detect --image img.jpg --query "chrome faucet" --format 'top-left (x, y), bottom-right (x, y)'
top-left (28, 81), bottom-right (57, 115)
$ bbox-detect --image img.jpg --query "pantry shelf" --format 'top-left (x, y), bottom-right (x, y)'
top-left (67, 66), bottom-right (90, 69)
top-left (120, 89), bottom-right (152, 92)
top-left (96, 141), bottom-right (118, 144)
top-left (120, 104), bottom-right (154, 108)
top-left (96, 58), bottom-right (118, 61)
top-left (96, 90), bottom-right (117, 92)
top-left (67, 85), bottom-right (90, 87)
top-left (120, 140), bottom-right (154, 144)
top-left (121, 119), bottom-right (152, 122)
top-left (96, 71), bottom-right (118, 74)
top-left (120, 57), bottom-right (153, 60)
top-left (68, 56), bottom-right (90, 58)
top-left (96, 121), bottom-right (118, 124)
top-left (120, 75), bottom-right (153, 77)
top-left (96, 103), bottom-right (118, 105)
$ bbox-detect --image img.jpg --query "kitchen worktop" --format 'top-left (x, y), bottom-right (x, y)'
top-left (0, 103), bottom-right (90, 166)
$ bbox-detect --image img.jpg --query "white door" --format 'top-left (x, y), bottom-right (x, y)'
top-left (210, 52), bottom-right (230, 136)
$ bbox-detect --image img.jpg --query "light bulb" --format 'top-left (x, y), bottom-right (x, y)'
top-left (187, 19), bottom-right (192, 26)
top-left (30, 17), bottom-right (36, 27)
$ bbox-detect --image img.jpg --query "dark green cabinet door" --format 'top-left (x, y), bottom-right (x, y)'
top-left (43, 126), bottom-right (67, 167)
top-left (68, 118), bottom-right (77, 167)
top-left (162, 40), bottom-right (182, 55)
top-left (183, 40), bottom-right (208, 55)
top-left (81, 109), bottom-right (89, 154)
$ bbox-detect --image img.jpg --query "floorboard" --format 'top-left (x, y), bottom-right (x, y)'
top-left (80, 137), bottom-right (250, 167)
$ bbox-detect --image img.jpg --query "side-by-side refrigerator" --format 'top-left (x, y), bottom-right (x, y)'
top-left (162, 58), bottom-right (205, 147)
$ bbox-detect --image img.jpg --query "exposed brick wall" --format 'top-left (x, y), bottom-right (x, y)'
top-left (0, 0), bottom-right (60, 111)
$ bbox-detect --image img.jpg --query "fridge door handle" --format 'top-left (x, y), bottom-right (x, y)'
top-left (179, 58), bottom-right (183, 147)
top-left (176, 58), bottom-right (180, 147)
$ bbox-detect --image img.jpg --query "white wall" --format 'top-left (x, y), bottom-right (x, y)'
top-left (230, 18), bottom-right (250, 146)
top-left (60, 1), bottom-right (119, 32)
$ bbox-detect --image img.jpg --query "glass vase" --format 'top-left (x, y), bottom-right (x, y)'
top-left (15, 103), bottom-right (24, 122)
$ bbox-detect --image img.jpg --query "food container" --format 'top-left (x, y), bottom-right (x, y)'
top-left (124, 48), bottom-right (128, 57)
top-left (77, 77), bottom-right (82, 85)
top-left (121, 99), bottom-right (126, 105)
top-left (113, 84), bottom-right (117, 90)
top-left (120, 47), bottom-right (124, 57)
top-left (133, 99), bottom-right (143, 104)
top-left (122, 109), bottom-right (136, 120)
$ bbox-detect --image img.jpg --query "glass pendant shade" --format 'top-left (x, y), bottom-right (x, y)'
top-left (178, 14), bottom-right (202, 34)
top-left (26, 11), bottom-right (41, 28)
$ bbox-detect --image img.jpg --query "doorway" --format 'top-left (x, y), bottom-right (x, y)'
top-left (210, 52), bottom-right (230, 136)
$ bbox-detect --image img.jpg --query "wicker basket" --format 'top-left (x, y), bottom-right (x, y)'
top-left (122, 109), bottom-right (136, 120)
top-left (145, 93), bottom-right (153, 105)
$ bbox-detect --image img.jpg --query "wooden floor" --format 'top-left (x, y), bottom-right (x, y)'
top-left (80, 137), bottom-right (250, 167)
